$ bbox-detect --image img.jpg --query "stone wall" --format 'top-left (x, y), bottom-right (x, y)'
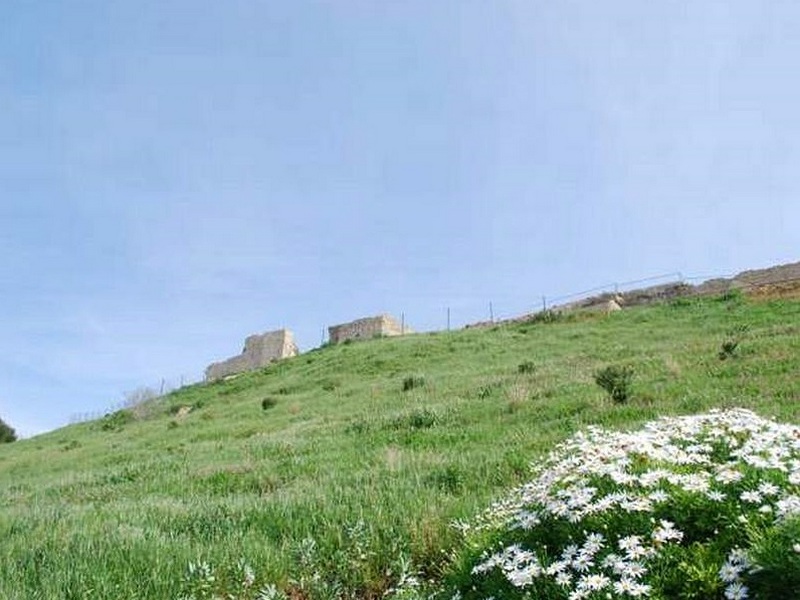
top-left (205, 329), bottom-right (298, 381)
top-left (328, 314), bottom-right (410, 345)
top-left (558, 261), bottom-right (800, 313)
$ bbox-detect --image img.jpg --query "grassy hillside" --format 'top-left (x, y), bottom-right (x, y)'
top-left (1, 293), bottom-right (799, 599)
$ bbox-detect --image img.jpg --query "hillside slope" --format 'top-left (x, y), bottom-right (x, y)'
top-left (1, 293), bottom-right (799, 599)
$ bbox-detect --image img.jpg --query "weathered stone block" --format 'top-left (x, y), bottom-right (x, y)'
top-left (205, 329), bottom-right (298, 381)
top-left (328, 314), bottom-right (410, 345)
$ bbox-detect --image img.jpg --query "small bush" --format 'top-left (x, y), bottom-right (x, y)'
top-left (0, 416), bottom-right (17, 443)
top-left (406, 407), bottom-right (438, 429)
top-left (594, 364), bottom-right (634, 403)
top-left (169, 399), bottom-right (204, 415)
top-left (517, 361), bottom-right (535, 374)
top-left (402, 375), bottom-right (425, 392)
top-left (528, 309), bottom-right (563, 325)
top-left (345, 417), bottom-right (370, 435)
top-left (99, 409), bottom-right (135, 432)
top-left (388, 408), bottom-right (439, 430)
top-left (320, 378), bottom-right (340, 392)
top-left (716, 288), bottom-right (743, 303)
top-left (669, 296), bottom-right (698, 308)
top-left (719, 324), bottom-right (750, 360)
top-left (718, 339), bottom-right (739, 360)
top-left (261, 397), bottom-right (278, 411)
top-left (425, 465), bottom-right (463, 493)
top-left (477, 381), bottom-right (503, 399)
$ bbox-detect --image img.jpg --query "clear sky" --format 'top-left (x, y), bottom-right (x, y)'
top-left (2, 1), bottom-right (798, 437)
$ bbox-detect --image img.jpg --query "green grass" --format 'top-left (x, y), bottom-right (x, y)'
top-left (1, 294), bottom-right (799, 598)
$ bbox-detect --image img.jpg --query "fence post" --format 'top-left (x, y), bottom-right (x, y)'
top-left (447, 307), bottom-right (451, 331)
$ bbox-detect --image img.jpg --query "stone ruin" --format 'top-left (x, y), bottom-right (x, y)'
top-left (328, 314), bottom-right (411, 345)
top-left (205, 329), bottom-right (298, 381)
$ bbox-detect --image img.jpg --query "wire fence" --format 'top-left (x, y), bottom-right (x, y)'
top-left (68, 263), bottom-right (800, 425)
top-left (68, 374), bottom-right (201, 424)
top-left (435, 264), bottom-right (800, 329)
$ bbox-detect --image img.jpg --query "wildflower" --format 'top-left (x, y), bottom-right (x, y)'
top-left (561, 544), bottom-right (579, 561)
top-left (651, 520), bottom-right (683, 544)
top-left (757, 482), bottom-right (780, 496)
top-left (724, 581), bottom-right (749, 599)
top-left (613, 578), bottom-right (637, 594)
top-left (621, 562), bottom-right (647, 579)
top-left (576, 573), bottom-right (610, 591)
top-left (740, 490), bottom-right (762, 504)
top-left (776, 495), bottom-right (800, 517)
top-left (719, 562), bottom-right (742, 583)
top-left (727, 548), bottom-right (749, 567)
top-left (545, 560), bottom-right (569, 575)
top-left (716, 468), bottom-right (743, 484)
top-left (613, 578), bottom-right (651, 597)
top-left (571, 552), bottom-right (594, 572)
top-left (582, 532), bottom-right (604, 554)
top-left (618, 536), bottom-right (643, 553)
top-left (554, 571), bottom-right (572, 586)
top-left (676, 473), bottom-right (710, 493)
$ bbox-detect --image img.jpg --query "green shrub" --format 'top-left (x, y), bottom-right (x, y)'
top-left (716, 288), bottom-right (743, 303)
top-left (99, 409), bottom-right (135, 432)
top-left (406, 408), bottom-right (438, 429)
top-left (719, 324), bottom-right (750, 360)
top-left (402, 375), bottom-right (425, 392)
top-left (477, 381), bottom-right (503, 399)
top-left (388, 407), bottom-right (439, 430)
top-left (320, 378), bottom-right (340, 392)
top-left (528, 310), bottom-right (562, 325)
top-left (593, 364), bottom-right (634, 403)
top-left (61, 440), bottom-right (80, 451)
top-left (517, 361), bottom-right (535, 374)
top-left (0, 416), bottom-right (17, 443)
top-left (425, 465), bottom-right (463, 493)
top-left (718, 339), bottom-right (740, 360)
top-left (169, 399), bottom-right (204, 414)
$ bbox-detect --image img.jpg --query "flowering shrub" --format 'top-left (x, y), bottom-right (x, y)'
top-left (179, 559), bottom-right (283, 600)
top-left (452, 409), bottom-right (800, 599)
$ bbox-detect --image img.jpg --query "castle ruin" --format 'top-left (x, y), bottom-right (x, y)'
top-left (205, 329), bottom-right (298, 381)
top-left (328, 314), bottom-right (410, 345)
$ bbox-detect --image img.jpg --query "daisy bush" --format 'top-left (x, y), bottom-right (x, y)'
top-left (450, 409), bottom-right (800, 600)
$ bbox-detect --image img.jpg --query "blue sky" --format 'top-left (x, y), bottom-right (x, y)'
top-left (2, 1), bottom-right (798, 437)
